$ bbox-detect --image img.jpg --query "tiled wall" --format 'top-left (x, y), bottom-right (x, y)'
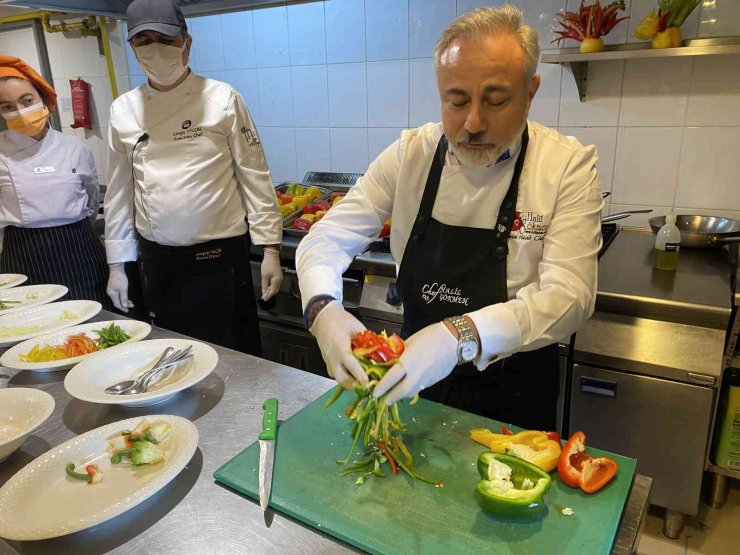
top-left (118, 0), bottom-right (740, 226)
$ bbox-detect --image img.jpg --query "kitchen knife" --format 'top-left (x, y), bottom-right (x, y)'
top-left (258, 398), bottom-right (278, 512)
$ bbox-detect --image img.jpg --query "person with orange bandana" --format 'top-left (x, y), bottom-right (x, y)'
top-left (0, 56), bottom-right (111, 308)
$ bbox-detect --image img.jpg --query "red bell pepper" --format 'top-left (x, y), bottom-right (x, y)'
top-left (351, 330), bottom-right (404, 364)
top-left (545, 431), bottom-right (561, 443)
top-left (291, 218), bottom-right (313, 231)
top-left (314, 199), bottom-right (331, 211)
top-left (558, 431), bottom-right (618, 493)
top-left (303, 204), bottom-right (318, 215)
top-left (501, 425), bottom-right (513, 436)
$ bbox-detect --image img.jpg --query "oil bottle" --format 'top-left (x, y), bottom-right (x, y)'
top-left (653, 213), bottom-right (681, 271)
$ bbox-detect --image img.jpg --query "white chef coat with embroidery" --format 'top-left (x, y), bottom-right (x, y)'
top-left (104, 72), bottom-right (282, 263)
top-left (296, 121), bottom-right (604, 369)
top-left (0, 128), bottom-right (99, 230)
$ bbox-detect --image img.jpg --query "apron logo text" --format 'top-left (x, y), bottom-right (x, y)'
top-left (421, 283), bottom-right (469, 306)
top-left (511, 210), bottom-right (548, 241)
top-left (195, 248), bottom-right (222, 261)
top-left (173, 126), bottom-right (202, 142)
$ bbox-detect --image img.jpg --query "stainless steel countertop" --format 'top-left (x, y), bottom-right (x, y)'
top-left (0, 312), bottom-right (649, 554)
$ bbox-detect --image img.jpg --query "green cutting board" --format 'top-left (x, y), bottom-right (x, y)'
top-left (214, 390), bottom-right (637, 555)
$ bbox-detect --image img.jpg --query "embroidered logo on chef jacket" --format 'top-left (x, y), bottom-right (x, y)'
top-left (420, 283), bottom-right (470, 306)
top-left (33, 166), bottom-right (56, 174)
top-left (240, 125), bottom-right (260, 147)
top-left (510, 210), bottom-right (548, 242)
top-left (172, 120), bottom-right (202, 142)
top-left (182, 120), bottom-right (192, 130)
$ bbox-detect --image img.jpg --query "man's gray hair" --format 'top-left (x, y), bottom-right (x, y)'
top-left (434, 5), bottom-right (540, 80)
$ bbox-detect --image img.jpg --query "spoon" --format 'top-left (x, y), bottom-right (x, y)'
top-left (105, 347), bottom-right (175, 395)
top-left (122, 354), bottom-right (193, 395)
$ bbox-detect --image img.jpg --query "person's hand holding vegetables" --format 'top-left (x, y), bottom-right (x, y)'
top-left (309, 300), bottom-right (369, 389)
top-left (373, 322), bottom-right (458, 404)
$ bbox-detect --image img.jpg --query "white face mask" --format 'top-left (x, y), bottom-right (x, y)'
top-left (134, 42), bottom-right (188, 87)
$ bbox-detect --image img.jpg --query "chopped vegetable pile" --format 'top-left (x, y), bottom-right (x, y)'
top-left (19, 323), bottom-right (131, 363)
top-left (325, 330), bottom-right (444, 487)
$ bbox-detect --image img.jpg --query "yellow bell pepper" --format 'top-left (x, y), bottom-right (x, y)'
top-left (469, 429), bottom-right (561, 473)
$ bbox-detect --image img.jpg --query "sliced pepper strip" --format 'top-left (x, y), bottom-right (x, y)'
top-left (558, 431), bottom-right (618, 493)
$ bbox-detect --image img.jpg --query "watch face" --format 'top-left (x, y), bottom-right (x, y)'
top-left (460, 340), bottom-right (478, 362)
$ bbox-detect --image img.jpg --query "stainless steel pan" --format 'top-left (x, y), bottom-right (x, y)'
top-left (649, 214), bottom-right (740, 249)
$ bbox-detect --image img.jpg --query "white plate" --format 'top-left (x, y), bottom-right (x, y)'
top-left (0, 301), bottom-right (101, 348)
top-left (64, 339), bottom-right (218, 408)
top-left (0, 284), bottom-right (68, 316)
top-left (0, 389), bottom-right (55, 463)
top-left (0, 275), bottom-right (27, 290)
top-left (0, 414), bottom-right (198, 541)
top-left (0, 320), bottom-right (153, 372)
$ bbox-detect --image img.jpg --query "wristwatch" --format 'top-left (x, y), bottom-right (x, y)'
top-left (445, 316), bottom-right (480, 366)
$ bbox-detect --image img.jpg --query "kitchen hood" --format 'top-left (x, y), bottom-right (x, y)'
top-left (3, 0), bottom-right (295, 17)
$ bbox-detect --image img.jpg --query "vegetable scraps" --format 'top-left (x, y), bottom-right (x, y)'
top-left (66, 463), bottom-right (104, 485)
top-left (19, 323), bottom-right (131, 363)
top-left (475, 452), bottom-right (552, 519)
top-left (552, 1), bottom-right (629, 53)
top-left (633, 0), bottom-right (700, 48)
top-left (558, 431), bottom-right (618, 494)
top-left (325, 330), bottom-right (444, 487)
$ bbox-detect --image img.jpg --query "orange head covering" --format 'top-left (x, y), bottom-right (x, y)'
top-left (0, 55), bottom-right (57, 112)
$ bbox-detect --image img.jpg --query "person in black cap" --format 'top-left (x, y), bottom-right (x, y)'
top-left (104, 0), bottom-right (283, 355)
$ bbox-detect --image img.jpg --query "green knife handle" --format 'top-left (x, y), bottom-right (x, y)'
top-left (259, 398), bottom-right (278, 441)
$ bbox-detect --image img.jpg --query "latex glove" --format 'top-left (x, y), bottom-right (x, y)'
top-left (261, 248), bottom-right (283, 301)
top-left (106, 263), bottom-right (133, 312)
top-left (309, 300), bottom-right (369, 390)
top-left (373, 322), bottom-right (458, 405)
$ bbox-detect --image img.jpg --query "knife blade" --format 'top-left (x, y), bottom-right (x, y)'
top-left (258, 398), bottom-right (278, 512)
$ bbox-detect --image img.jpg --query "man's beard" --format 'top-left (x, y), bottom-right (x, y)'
top-left (447, 121), bottom-right (527, 167)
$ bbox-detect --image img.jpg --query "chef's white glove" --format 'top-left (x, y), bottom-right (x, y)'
top-left (374, 322), bottom-right (458, 404)
top-left (106, 263), bottom-right (133, 313)
top-left (309, 300), bottom-right (369, 390)
top-left (260, 247), bottom-right (283, 302)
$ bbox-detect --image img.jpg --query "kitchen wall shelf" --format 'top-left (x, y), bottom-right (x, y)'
top-left (705, 462), bottom-right (740, 480)
top-left (541, 37), bottom-right (740, 102)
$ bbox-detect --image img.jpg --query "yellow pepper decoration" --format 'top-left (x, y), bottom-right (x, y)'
top-left (470, 429), bottom-right (562, 473)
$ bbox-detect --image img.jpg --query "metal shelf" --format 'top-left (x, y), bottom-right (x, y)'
top-left (541, 37), bottom-right (740, 101)
top-left (706, 462), bottom-right (740, 480)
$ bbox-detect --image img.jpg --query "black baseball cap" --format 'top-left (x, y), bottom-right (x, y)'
top-left (126, 0), bottom-right (187, 40)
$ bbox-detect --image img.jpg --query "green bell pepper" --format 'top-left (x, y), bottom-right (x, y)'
top-left (475, 452), bottom-right (552, 519)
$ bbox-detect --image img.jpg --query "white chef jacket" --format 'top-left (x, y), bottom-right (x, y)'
top-left (296, 121), bottom-right (604, 369)
top-left (0, 128), bottom-right (99, 230)
top-left (104, 71), bottom-right (282, 263)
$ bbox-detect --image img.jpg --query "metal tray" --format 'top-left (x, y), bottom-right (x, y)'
top-left (275, 183), bottom-right (330, 223)
top-left (282, 191), bottom-right (346, 238)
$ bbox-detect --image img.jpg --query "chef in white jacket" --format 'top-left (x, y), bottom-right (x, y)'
top-left (296, 6), bottom-right (603, 430)
top-left (0, 56), bottom-right (111, 309)
top-left (105, 0), bottom-right (282, 354)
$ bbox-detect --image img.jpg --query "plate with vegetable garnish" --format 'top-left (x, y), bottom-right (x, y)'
top-left (0, 415), bottom-right (198, 541)
top-left (0, 284), bottom-right (68, 316)
top-left (0, 320), bottom-right (151, 372)
top-left (0, 274), bottom-right (27, 290)
top-left (64, 338), bottom-right (218, 407)
top-left (0, 300), bottom-right (101, 348)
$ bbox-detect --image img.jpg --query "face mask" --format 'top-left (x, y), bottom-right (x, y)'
top-left (134, 42), bottom-right (188, 87)
top-left (2, 102), bottom-right (49, 137)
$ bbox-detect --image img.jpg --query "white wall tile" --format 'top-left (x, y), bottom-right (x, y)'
top-left (559, 60), bottom-right (624, 127)
top-left (129, 74), bottom-right (147, 90)
top-left (260, 127), bottom-right (298, 183)
top-left (221, 11), bottom-right (257, 70)
top-left (368, 128), bottom-right (404, 162)
top-left (367, 60), bottom-right (409, 127)
top-left (609, 203), bottom-right (670, 228)
top-left (53, 78), bottom-right (73, 129)
top-left (365, 0), bottom-right (409, 62)
top-left (698, 0), bottom-right (740, 37)
top-left (529, 63), bottom-right (561, 127)
top-left (409, 0), bottom-right (456, 59)
top-left (457, 0), bottom-right (500, 15)
top-left (409, 58), bottom-right (439, 127)
top-left (325, 0), bottom-right (366, 64)
top-left (612, 127), bottom-right (682, 206)
top-left (619, 58), bottom-right (692, 127)
top-left (295, 127), bottom-right (331, 177)
top-left (254, 5), bottom-right (290, 69)
top-left (258, 67), bottom-right (294, 127)
top-left (687, 56), bottom-right (740, 127)
top-left (226, 69), bottom-right (261, 125)
top-left (288, 1), bottom-right (326, 66)
top-left (87, 76), bottom-right (115, 129)
top-left (291, 65), bottom-right (329, 127)
top-left (44, 31), bottom-right (65, 79)
top-left (190, 15), bottom-right (225, 72)
top-left (559, 127), bottom-right (618, 192)
top-left (330, 128), bottom-right (368, 172)
top-left (676, 127), bottom-right (740, 212)
top-left (106, 21), bottom-right (129, 78)
top-left (199, 71), bottom-right (227, 83)
top-left (327, 63), bottom-right (367, 127)
top-left (520, 0), bottom-right (570, 48)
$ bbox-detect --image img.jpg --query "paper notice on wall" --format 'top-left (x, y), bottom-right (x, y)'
top-left (61, 97), bottom-right (73, 113)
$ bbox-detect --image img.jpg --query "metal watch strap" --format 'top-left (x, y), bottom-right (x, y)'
top-left (446, 316), bottom-right (478, 364)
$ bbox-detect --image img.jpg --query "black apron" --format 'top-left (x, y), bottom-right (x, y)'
top-left (137, 233), bottom-right (261, 356)
top-left (0, 218), bottom-right (113, 311)
top-left (396, 128), bottom-right (559, 431)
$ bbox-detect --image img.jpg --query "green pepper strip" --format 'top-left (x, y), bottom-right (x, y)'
top-left (111, 448), bottom-right (135, 464)
top-left (324, 384), bottom-right (345, 409)
top-left (394, 436), bottom-right (413, 466)
top-left (65, 463), bottom-right (89, 482)
top-left (386, 445), bottom-right (444, 487)
top-left (337, 400), bottom-right (373, 465)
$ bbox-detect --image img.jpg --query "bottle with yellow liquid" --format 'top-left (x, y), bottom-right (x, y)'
top-left (653, 213), bottom-right (681, 271)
